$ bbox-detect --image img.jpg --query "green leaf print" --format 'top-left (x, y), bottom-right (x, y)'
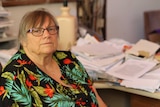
top-left (55, 52), bottom-right (67, 60)
top-left (44, 93), bottom-right (75, 107)
top-left (90, 91), bottom-right (98, 104)
top-left (6, 80), bottom-right (32, 106)
top-left (1, 72), bottom-right (14, 80)
top-left (30, 88), bottom-right (43, 107)
top-left (36, 68), bottom-right (54, 84)
top-left (64, 65), bottom-right (86, 84)
top-left (11, 53), bottom-right (22, 60)
top-left (32, 86), bottom-right (48, 96)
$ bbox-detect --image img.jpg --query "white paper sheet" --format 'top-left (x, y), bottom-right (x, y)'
top-left (71, 41), bottom-right (122, 60)
top-left (121, 79), bottom-right (160, 93)
top-left (106, 59), bottom-right (157, 80)
top-left (141, 66), bottom-right (160, 79)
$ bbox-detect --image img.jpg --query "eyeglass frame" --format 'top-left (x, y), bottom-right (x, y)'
top-left (27, 26), bottom-right (59, 37)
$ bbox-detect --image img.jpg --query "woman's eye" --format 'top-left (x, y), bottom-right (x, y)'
top-left (34, 29), bottom-right (41, 33)
top-left (49, 28), bottom-right (55, 31)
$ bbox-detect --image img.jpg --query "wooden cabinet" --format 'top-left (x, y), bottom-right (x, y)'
top-left (131, 94), bottom-right (160, 107)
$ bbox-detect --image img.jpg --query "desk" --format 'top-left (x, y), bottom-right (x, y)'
top-left (94, 82), bottom-right (160, 100)
top-left (94, 82), bottom-right (160, 107)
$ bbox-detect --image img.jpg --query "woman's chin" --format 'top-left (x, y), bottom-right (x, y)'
top-left (42, 48), bottom-right (56, 54)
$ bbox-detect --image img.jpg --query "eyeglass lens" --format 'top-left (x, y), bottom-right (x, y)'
top-left (28, 26), bottom-right (59, 36)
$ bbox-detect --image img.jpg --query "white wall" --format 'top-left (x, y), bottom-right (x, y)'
top-left (4, 1), bottom-right (160, 43)
top-left (107, 0), bottom-right (160, 43)
top-left (4, 2), bottom-right (77, 37)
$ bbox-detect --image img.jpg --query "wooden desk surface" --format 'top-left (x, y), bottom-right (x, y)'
top-left (94, 82), bottom-right (160, 100)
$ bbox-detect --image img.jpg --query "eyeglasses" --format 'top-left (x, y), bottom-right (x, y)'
top-left (27, 26), bottom-right (59, 37)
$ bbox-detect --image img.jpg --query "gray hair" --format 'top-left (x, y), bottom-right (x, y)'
top-left (18, 8), bottom-right (58, 49)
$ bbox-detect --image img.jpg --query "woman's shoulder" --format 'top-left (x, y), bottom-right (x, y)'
top-left (3, 49), bottom-right (29, 72)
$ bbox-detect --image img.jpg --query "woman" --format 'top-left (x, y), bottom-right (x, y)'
top-left (0, 8), bottom-right (107, 107)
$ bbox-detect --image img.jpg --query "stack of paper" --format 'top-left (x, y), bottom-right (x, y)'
top-left (0, 6), bottom-right (13, 38)
top-left (72, 38), bottom-right (160, 92)
top-left (71, 41), bottom-right (123, 60)
top-left (71, 40), bottom-right (125, 81)
top-left (121, 79), bottom-right (160, 93)
top-left (106, 39), bottom-right (160, 92)
top-left (106, 58), bottom-right (160, 92)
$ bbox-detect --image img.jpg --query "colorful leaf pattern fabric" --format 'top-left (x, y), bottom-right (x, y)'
top-left (0, 49), bottom-right (98, 107)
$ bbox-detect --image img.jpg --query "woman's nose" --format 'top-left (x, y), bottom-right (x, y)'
top-left (43, 29), bottom-right (51, 37)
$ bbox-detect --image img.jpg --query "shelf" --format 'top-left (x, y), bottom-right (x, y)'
top-left (0, 35), bottom-right (17, 43)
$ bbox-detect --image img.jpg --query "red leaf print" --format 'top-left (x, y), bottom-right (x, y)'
top-left (44, 84), bottom-right (54, 98)
top-left (89, 85), bottom-right (94, 92)
top-left (17, 60), bottom-right (28, 65)
top-left (71, 84), bottom-right (78, 89)
top-left (0, 86), bottom-right (5, 96)
top-left (87, 79), bottom-right (92, 85)
top-left (26, 79), bottom-right (33, 88)
top-left (81, 101), bottom-right (86, 105)
top-left (29, 74), bottom-right (37, 81)
top-left (91, 103), bottom-right (97, 107)
top-left (76, 98), bottom-right (86, 106)
top-left (27, 61), bottom-right (32, 64)
top-left (76, 101), bottom-right (81, 105)
top-left (63, 58), bottom-right (72, 64)
top-left (13, 75), bottom-right (17, 80)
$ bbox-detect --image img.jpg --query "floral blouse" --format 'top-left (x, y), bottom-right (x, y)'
top-left (0, 49), bottom-right (98, 107)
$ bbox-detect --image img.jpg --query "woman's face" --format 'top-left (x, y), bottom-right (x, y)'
top-left (22, 17), bottom-right (58, 55)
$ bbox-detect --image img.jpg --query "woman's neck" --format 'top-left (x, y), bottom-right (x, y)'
top-left (24, 48), bottom-right (53, 66)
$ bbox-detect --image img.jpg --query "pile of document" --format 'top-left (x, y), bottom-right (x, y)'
top-left (72, 36), bottom-right (160, 93)
top-left (71, 36), bottom-right (127, 81)
top-left (106, 39), bottom-right (160, 92)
